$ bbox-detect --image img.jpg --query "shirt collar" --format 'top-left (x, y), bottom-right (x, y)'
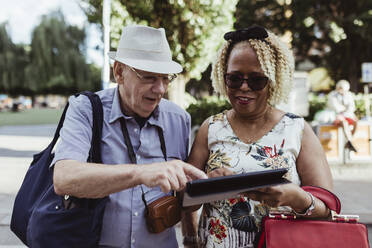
top-left (148, 102), bottom-right (162, 127)
top-left (109, 86), bottom-right (162, 127)
top-left (109, 87), bottom-right (127, 123)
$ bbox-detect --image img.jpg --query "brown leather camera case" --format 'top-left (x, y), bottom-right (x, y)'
top-left (145, 195), bottom-right (181, 233)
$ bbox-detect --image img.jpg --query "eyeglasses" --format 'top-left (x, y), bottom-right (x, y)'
top-left (224, 73), bottom-right (269, 91)
top-left (128, 66), bottom-right (177, 84)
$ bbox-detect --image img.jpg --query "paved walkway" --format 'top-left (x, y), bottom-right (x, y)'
top-left (0, 125), bottom-right (371, 247)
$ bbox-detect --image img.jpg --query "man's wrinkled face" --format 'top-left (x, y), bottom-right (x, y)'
top-left (114, 62), bottom-right (171, 117)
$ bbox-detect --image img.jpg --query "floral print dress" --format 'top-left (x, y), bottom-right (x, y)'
top-left (198, 111), bottom-right (303, 248)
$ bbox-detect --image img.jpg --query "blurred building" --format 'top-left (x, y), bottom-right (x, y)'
top-left (276, 71), bottom-right (309, 117)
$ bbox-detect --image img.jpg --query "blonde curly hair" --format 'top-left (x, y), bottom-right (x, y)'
top-left (211, 30), bottom-right (295, 106)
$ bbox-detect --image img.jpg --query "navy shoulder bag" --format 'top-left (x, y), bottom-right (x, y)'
top-left (10, 91), bottom-right (108, 247)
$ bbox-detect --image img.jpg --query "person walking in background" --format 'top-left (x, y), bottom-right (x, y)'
top-left (181, 25), bottom-right (333, 248)
top-left (327, 79), bottom-right (358, 152)
top-left (52, 25), bottom-right (207, 247)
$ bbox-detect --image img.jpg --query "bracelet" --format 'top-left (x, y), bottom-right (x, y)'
top-left (292, 192), bottom-right (315, 216)
top-left (183, 235), bottom-right (198, 245)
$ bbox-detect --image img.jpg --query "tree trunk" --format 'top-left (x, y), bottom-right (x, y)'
top-left (168, 75), bottom-right (188, 109)
top-left (31, 95), bottom-right (36, 108)
top-left (348, 59), bottom-right (359, 93)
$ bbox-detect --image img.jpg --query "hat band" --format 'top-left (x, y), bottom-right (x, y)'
top-left (115, 48), bottom-right (172, 62)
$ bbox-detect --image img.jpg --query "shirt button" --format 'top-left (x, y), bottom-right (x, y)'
top-left (134, 128), bottom-right (138, 133)
top-left (134, 212), bottom-right (138, 216)
top-left (132, 239), bottom-right (135, 244)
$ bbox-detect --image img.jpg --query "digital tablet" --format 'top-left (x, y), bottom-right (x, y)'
top-left (182, 168), bottom-right (290, 207)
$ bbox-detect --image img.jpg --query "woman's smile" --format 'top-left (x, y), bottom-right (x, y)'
top-left (236, 96), bottom-right (255, 105)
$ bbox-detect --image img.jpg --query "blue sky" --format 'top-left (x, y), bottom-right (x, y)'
top-left (0, 0), bottom-right (103, 66)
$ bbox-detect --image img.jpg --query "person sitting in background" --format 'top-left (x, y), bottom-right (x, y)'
top-left (327, 79), bottom-right (358, 152)
top-left (181, 25), bottom-right (333, 248)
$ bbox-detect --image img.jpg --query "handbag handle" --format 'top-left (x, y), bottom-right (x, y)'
top-left (269, 186), bottom-right (359, 223)
top-left (302, 186), bottom-right (341, 214)
top-left (302, 186), bottom-right (362, 223)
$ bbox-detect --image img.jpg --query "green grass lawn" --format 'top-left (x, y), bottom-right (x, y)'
top-left (0, 108), bottom-right (64, 126)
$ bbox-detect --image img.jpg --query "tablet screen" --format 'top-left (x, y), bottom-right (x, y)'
top-left (186, 168), bottom-right (289, 197)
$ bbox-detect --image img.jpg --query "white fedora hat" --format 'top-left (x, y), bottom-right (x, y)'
top-left (108, 25), bottom-right (182, 74)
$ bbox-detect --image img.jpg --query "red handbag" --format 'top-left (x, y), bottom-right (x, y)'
top-left (256, 186), bottom-right (370, 248)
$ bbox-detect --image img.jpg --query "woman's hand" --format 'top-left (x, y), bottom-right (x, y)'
top-left (207, 167), bottom-right (235, 178)
top-left (244, 183), bottom-right (310, 210)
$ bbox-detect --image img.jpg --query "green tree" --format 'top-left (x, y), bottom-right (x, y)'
top-left (27, 11), bottom-right (100, 96)
top-left (0, 23), bottom-right (30, 96)
top-left (80, 0), bottom-right (238, 107)
top-left (235, 0), bottom-right (372, 92)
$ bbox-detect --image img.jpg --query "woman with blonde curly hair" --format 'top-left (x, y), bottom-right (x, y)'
top-left (182, 25), bottom-right (333, 248)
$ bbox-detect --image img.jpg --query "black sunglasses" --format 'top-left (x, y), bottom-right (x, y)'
top-left (224, 73), bottom-right (269, 91)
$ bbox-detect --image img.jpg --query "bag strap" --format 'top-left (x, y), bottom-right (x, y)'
top-left (77, 91), bottom-right (104, 164)
top-left (118, 118), bottom-right (167, 164)
top-left (49, 103), bottom-right (70, 150)
top-left (119, 118), bottom-right (138, 164)
top-left (118, 117), bottom-right (168, 211)
top-left (60, 91), bottom-right (104, 209)
top-left (302, 186), bottom-right (341, 214)
top-left (47, 91), bottom-right (103, 164)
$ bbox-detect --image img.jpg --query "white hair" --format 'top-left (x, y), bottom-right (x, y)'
top-left (336, 79), bottom-right (350, 92)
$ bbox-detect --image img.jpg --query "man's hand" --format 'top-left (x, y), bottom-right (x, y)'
top-left (137, 160), bottom-right (207, 193)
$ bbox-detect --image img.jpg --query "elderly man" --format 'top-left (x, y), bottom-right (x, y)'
top-left (52, 25), bottom-right (207, 247)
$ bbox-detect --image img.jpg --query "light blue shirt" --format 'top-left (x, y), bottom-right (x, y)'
top-left (52, 87), bottom-right (191, 248)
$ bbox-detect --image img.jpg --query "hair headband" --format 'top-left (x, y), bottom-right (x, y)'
top-left (224, 25), bottom-right (268, 43)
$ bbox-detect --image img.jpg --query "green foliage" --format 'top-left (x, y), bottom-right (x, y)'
top-left (305, 93), bottom-right (372, 122)
top-left (186, 96), bottom-right (231, 127)
top-left (305, 93), bottom-right (327, 122)
top-left (187, 93), bottom-right (372, 125)
top-left (235, 0), bottom-right (372, 92)
top-left (0, 23), bottom-right (30, 96)
top-left (186, 64), bottom-right (214, 100)
top-left (81, 0), bottom-right (238, 80)
top-left (0, 12), bottom-right (101, 97)
top-left (26, 11), bottom-right (100, 95)
top-left (354, 93), bottom-right (372, 119)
